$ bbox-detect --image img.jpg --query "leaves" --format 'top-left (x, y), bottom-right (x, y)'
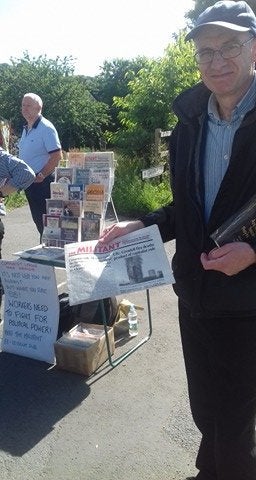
top-left (0, 52), bottom-right (109, 150)
top-left (109, 33), bottom-right (199, 158)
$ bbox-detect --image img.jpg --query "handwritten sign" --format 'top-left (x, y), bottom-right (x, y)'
top-left (0, 260), bottom-right (59, 363)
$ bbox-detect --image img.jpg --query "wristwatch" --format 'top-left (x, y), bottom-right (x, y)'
top-left (37, 172), bottom-right (45, 180)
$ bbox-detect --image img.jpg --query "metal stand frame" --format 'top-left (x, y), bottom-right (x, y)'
top-left (100, 289), bottom-right (152, 368)
top-left (110, 195), bottom-right (119, 222)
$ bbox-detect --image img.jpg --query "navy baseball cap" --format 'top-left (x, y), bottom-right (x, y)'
top-left (185, 1), bottom-right (256, 41)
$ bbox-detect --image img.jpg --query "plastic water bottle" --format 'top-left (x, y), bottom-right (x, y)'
top-left (128, 304), bottom-right (138, 337)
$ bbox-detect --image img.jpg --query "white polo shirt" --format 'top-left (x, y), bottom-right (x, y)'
top-left (18, 115), bottom-right (61, 173)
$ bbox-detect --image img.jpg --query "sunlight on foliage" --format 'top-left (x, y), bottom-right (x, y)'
top-left (112, 154), bottom-right (172, 217)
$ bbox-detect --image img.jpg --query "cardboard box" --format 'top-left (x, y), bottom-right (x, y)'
top-left (54, 323), bottom-right (115, 376)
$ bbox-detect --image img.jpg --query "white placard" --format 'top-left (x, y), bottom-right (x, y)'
top-left (0, 260), bottom-right (59, 363)
top-left (142, 165), bottom-right (165, 179)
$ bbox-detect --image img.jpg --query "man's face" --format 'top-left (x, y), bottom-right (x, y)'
top-left (194, 27), bottom-right (256, 100)
top-left (21, 97), bottom-right (41, 123)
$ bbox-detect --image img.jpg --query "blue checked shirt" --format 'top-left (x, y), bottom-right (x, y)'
top-left (204, 74), bottom-right (256, 221)
top-left (0, 148), bottom-right (35, 191)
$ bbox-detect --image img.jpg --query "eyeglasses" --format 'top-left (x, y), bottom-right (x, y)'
top-left (194, 37), bottom-right (254, 64)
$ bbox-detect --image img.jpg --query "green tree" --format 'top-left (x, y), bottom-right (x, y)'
top-left (92, 57), bottom-right (148, 133)
top-left (0, 52), bottom-right (110, 150)
top-left (108, 33), bottom-right (200, 160)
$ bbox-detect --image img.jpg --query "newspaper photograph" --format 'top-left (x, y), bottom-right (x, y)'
top-left (64, 224), bottom-right (174, 305)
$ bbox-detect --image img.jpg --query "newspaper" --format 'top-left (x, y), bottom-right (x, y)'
top-left (64, 224), bottom-right (174, 305)
top-left (13, 245), bottom-right (65, 267)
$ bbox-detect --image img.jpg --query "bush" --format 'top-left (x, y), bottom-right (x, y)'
top-left (5, 191), bottom-right (27, 210)
top-left (112, 154), bottom-right (172, 217)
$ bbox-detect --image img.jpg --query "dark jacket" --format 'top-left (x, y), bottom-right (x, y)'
top-left (141, 82), bottom-right (256, 318)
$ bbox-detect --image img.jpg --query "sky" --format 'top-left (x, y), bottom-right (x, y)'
top-left (0, 0), bottom-right (194, 77)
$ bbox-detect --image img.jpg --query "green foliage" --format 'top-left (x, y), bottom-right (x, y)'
top-left (109, 33), bottom-right (199, 159)
top-left (5, 191), bottom-right (27, 210)
top-left (0, 52), bottom-right (109, 150)
top-left (112, 154), bottom-right (172, 217)
top-left (92, 57), bottom-right (148, 133)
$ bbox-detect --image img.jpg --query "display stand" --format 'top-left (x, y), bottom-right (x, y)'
top-left (110, 195), bottom-right (119, 223)
top-left (100, 289), bottom-right (152, 368)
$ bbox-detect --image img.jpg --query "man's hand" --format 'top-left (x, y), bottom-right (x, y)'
top-left (200, 242), bottom-right (256, 276)
top-left (98, 220), bottom-right (144, 243)
top-left (34, 172), bottom-right (45, 183)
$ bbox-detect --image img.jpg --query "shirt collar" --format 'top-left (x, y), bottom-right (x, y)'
top-left (208, 73), bottom-right (256, 123)
top-left (24, 115), bottom-right (42, 131)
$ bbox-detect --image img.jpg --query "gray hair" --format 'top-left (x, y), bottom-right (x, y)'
top-left (23, 93), bottom-right (43, 109)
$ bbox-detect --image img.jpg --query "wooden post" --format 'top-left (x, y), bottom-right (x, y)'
top-left (155, 128), bottom-right (161, 157)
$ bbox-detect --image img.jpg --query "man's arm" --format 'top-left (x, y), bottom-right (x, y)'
top-left (0, 149), bottom-right (35, 195)
top-left (35, 150), bottom-right (62, 183)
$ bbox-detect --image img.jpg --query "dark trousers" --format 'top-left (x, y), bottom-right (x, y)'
top-left (179, 301), bottom-right (256, 480)
top-left (0, 219), bottom-right (4, 308)
top-left (25, 174), bottom-right (54, 238)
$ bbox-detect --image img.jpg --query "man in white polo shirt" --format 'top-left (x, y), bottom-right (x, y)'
top-left (19, 93), bottom-right (62, 239)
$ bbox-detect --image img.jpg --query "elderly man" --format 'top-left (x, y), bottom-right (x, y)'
top-left (19, 93), bottom-right (62, 238)
top-left (99, 2), bottom-right (256, 479)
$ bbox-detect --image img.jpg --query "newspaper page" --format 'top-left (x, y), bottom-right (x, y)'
top-left (13, 245), bottom-right (65, 267)
top-left (64, 224), bottom-right (174, 305)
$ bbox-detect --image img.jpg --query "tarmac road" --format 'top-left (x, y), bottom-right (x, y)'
top-left (0, 204), bottom-right (200, 480)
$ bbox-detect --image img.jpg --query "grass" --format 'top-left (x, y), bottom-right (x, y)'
top-left (112, 154), bottom-right (172, 217)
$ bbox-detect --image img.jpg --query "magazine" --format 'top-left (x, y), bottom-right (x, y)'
top-left (55, 167), bottom-right (74, 184)
top-left (68, 184), bottom-right (84, 200)
top-left (83, 200), bottom-right (103, 217)
top-left (64, 224), bottom-right (174, 305)
top-left (63, 199), bottom-right (83, 217)
top-left (60, 216), bottom-right (81, 243)
top-left (46, 199), bottom-right (64, 216)
top-left (74, 167), bottom-right (91, 186)
top-left (81, 217), bottom-right (101, 241)
top-left (50, 182), bottom-right (69, 200)
top-left (85, 184), bottom-right (105, 201)
top-left (43, 214), bottom-right (60, 228)
top-left (84, 151), bottom-right (115, 169)
top-left (67, 151), bottom-right (86, 167)
top-left (210, 193), bottom-right (256, 247)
